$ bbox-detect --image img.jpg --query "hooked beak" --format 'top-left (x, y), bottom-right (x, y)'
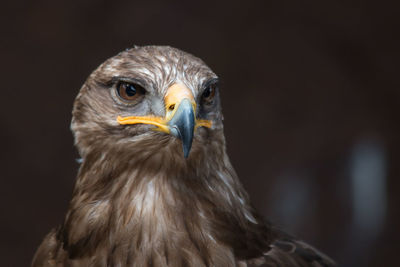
top-left (167, 98), bottom-right (195, 158)
top-left (117, 83), bottom-right (212, 158)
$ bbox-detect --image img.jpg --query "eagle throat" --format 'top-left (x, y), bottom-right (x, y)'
top-left (57, 138), bottom-right (273, 266)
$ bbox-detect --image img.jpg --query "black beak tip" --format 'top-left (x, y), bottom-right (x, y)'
top-left (183, 146), bottom-right (190, 158)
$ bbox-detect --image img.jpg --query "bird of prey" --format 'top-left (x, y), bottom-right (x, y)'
top-left (32, 46), bottom-right (335, 267)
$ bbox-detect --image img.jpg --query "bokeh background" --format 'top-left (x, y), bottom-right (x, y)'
top-left (1, 0), bottom-right (398, 266)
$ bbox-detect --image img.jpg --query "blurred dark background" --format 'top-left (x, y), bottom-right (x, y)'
top-left (1, 0), bottom-right (399, 266)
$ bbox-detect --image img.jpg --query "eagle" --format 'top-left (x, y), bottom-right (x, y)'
top-left (32, 46), bottom-right (335, 267)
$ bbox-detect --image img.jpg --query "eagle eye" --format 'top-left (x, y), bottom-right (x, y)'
top-left (201, 84), bottom-right (217, 103)
top-left (116, 82), bottom-right (145, 102)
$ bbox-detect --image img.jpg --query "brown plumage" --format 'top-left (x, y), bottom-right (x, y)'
top-left (32, 46), bottom-right (335, 267)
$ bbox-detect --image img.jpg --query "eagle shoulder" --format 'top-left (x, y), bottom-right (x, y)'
top-left (248, 237), bottom-right (336, 267)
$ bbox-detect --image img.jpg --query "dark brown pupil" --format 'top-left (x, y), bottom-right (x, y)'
top-left (124, 84), bottom-right (136, 96)
top-left (203, 86), bottom-right (213, 99)
top-left (117, 82), bottom-right (142, 101)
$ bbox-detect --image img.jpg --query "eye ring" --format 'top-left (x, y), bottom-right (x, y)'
top-left (201, 83), bottom-right (217, 103)
top-left (116, 82), bottom-right (145, 102)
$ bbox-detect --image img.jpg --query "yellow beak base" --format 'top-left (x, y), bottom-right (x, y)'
top-left (116, 83), bottom-right (212, 132)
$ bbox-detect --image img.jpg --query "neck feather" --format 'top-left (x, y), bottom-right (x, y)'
top-left (59, 137), bottom-right (273, 265)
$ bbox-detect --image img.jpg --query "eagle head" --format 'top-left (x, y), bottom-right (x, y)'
top-left (71, 46), bottom-right (224, 163)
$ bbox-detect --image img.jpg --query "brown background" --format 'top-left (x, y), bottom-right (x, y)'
top-left (0, 1), bottom-right (399, 266)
